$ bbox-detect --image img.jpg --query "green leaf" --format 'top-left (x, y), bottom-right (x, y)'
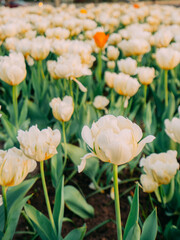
top-left (125, 222), bottom-right (141, 240)
top-left (2, 195), bottom-right (31, 240)
top-left (162, 178), bottom-right (175, 204)
top-left (19, 98), bottom-right (28, 126)
top-left (1, 115), bottom-right (17, 143)
top-left (53, 176), bottom-right (64, 239)
top-left (0, 178), bottom-right (37, 232)
top-left (124, 184), bottom-right (139, 240)
top-left (63, 143), bottom-right (99, 181)
top-left (162, 92), bottom-right (176, 121)
top-left (64, 224), bottom-right (87, 240)
top-left (24, 204), bottom-right (57, 240)
top-left (140, 208), bottom-right (158, 240)
top-left (51, 144), bottom-right (63, 188)
top-left (64, 185), bottom-right (94, 219)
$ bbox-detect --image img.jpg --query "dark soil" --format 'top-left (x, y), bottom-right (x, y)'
top-left (12, 163), bottom-right (165, 240)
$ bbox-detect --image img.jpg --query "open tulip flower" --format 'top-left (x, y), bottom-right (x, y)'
top-left (78, 115), bottom-right (155, 172)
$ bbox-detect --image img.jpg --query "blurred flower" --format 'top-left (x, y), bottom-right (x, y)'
top-left (117, 57), bottom-right (137, 75)
top-left (0, 52), bottom-right (26, 86)
top-left (93, 32), bottom-right (109, 49)
top-left (50, 96), bottom-right (74, 122)
top-left (165, 109), bottom-right (180, 143)
top-left (155, 48), bottom-right (180, 70)
top-left (17, 125), bottom-right (61, 162)
top-left (93, 95), bottom-right (109, 113)
top-left (140, 150), bottom-right (179, 193)
top-left (107, 61), bottom-right (115, 70)
top-left (105, 71), bottom-right (117, 88)
top-left (78, 115), bottom-right (155, 172)
top-left (107, 46), bottom-right (119, 61)
top-left (0, 147), bottom-right (37, 187)
top-left (151, 30), bottom-right (173, 48)
top-left (114, 73), bottom-right (140, 97)
top-left (30, 36), bottom-right (50, 61)
top-left (137, 67), bottom-right (155, 85)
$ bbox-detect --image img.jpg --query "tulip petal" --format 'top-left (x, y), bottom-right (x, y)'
top-left (136, 135), bottom-right (155, 156)
top-left (78, 152), bottom-right (97, 173)
top-left (81, 126), bottom-right (93, 149)
top-left (71, 77), bottom-right (87, 92)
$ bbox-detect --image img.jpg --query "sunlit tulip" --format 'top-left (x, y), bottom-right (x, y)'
top-left (140, 151), bottom-right (179, 193)
top-left (93, 32), bottom-right (109, 49)
top-left (165, 109), bottom-right (180, 143)
top-left (104, 71), bottom-right (117, 88)
top-left (137, 67), bottom-right (155, 85)
top-left (155, 48), bottom-right (180, 70)
top-left (78, 115), bottom-right (155, 172)
top-left (0, 147), bottom-right (37, 187)
top-left (107, 61), bottom-right (115, 70)
top-left (108, 33), bottom-right (122, 45)
top-left (30, 36), bottom-right (50, 61)
top-left (50, 96), bottom-right (74, 122)
top-left (107, 46), bottom-right (119, 61)
top-left (0, 52), bottom-right (26, 86)
top-left (114, 73), bottom-right (140, 97)
top-left (151, 30), bottom-right (173, 48)
top-left (17, 125), bottom-right (61, 162)
top-left (93, 95), bottom-right (109, 112)
top-left (117, 57), bottom-right (137, 75)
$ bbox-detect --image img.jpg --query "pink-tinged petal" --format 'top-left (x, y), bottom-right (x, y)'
top-left (81, 126), bottom-right (93, 149)
top-left (78, 152), bottom-right (97, 173)
top-left (136, 135), bottom-right (155, 156)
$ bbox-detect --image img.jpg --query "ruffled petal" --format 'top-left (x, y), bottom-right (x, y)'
top-left (136, 135), bottom-right (155, 156)
top-left (71, 77), bottom-right (87, 92)
top-left (78, 152), bottom-right (97, 173)
top-left (81, 126), bottom-right (93, 149)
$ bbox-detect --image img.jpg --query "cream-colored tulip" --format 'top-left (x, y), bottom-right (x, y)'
top-left (17, 125), bottom-right (61, 162)
top-left (0, 147), bottom-right (37, 187)
top-left (93, 95), bottom-right (109, 112)
top-left (152, 30), bottom-right (173, 48)
top-left (30, 36), bottom-right (50, 61)
top-left (107, 46), bottom-right (119, 61)
top-left (107, 61), bottom-right (115, 70)
top-left (140, 151), bottom-right (179, 193)
top-left (164, 110), bottom-right (180, 143)
top-left (114, 73), bottom-right (140, 97)
top-left (104, 71), bottom-right (117, 88)
top-left (0, 52), bottom-right (26, 86)
top-left (117, 57), bottom-right (137, 75)
top-left (49, 96), bottom-right (74, 122)
top-left (155, 48), bottom-right (180, 70)
top-left (78, 115), bottom-right (155, 172)
top-left (137, 67), bottom-right (155, 85)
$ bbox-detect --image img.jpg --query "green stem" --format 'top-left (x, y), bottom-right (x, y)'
top-left (111, 88), bottom-right (115, 106)
top-left (2, 186), bottom-right (8, 233)
top-left (69, 80), bottom-right (74, 100)
top-left (64, 169), bottom-right (77, 185)
top-left (113, 164), bottom-right (122, 240)
top-left (159, 185), bottom-right (165, 208)
top-left (164, 69), bottom-right (168, 107)
top-left (39, 60), bottom-right (45, 79)
top-left (97, 50), bottom-right (102, 83)
top-left (144, 85), bottom-right (147, 107)
top-left (62, 122), bottom-right (67, 171)
top-left (40, 161), bottom-right (56, 233)
top-left (12, 85), bottom-right (18, 129)
top-left (149, 193), bottom-right (155, 210)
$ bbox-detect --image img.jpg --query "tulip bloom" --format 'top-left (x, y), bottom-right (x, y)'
top-left (17, 125), bottom-right (61, 162)
top-left (78, 115), bottom-right (155, 172)
top-left (140, 151), bottom-right (179, 193)
top-left (93, 95), bottom-right (109, 112)
top-left (93, 32), bottom-right (109, 49)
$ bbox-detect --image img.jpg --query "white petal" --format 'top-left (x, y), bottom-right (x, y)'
top-left (71, 77), bottom-right (87, 92)
top-left (136, 135), bottom-right (155, 156)
top-left (81, 126), bottom-right (93, 149)
top-left (78, 152), bottom-right (97, 173)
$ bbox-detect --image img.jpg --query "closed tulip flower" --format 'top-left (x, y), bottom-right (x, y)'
top-left (93, 95), bottom-right (109, 112)
top-left (17, 125), bottom-right (61, 162)
top-left (0, 147), bottom-right (37, 187)
top-left (93, 32), bottom-right (109, 49)
top-left (104, 71), bottom-right (117, 88)
top-left (117, 57), bottom-right (137, 75)
top-left (107, 61), bottom-right (116, 70)
top-left (78, 115), bottom-right (155, 172)
top-left (107, 46), bottom-right (119, 61)
top-left (164, 109), bottom-right (180, 143)
top-left (0, 52), bottom-right (26, 86)
top-left (137, 67), bottom-right (155, 85)
top-left (114, 73), bottom-right (140, 97)
top-left (155, 48), bottom-right (180, 70)
top-left (30, 36), bottom-right (50, 61)
top-left (50, 96), bottom-right (74, 122)
top-left (140, 151), bottom-right (179, 193)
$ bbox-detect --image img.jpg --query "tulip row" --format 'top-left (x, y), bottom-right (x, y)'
top-left (0, 2), bottom-right (180, 240)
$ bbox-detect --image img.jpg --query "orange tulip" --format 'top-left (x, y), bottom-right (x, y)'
top-left (133, 3), bottom-right (140, 8)
top-left (80, 9), bottom-right (87, 14)
top-left (93, 32), bottom-right (109, 49)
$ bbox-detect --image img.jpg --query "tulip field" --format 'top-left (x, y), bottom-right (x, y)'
top-left (0, 1), bottom-right (180, 240)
